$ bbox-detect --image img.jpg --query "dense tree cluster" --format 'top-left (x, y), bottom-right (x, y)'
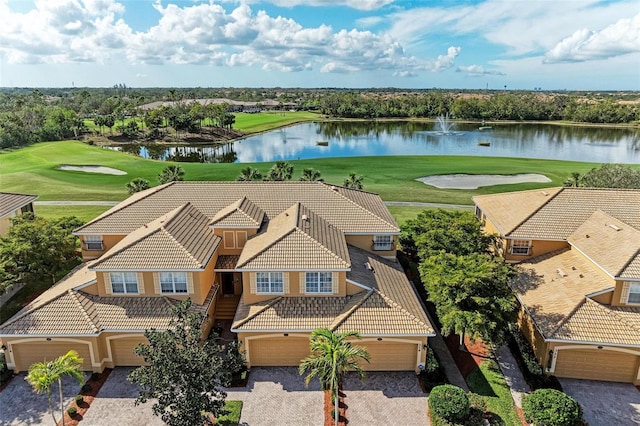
top-left (564, 164), bottom-right (640, 189)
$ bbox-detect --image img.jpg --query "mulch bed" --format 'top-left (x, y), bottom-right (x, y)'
top-left (324, 388), bottom-right (347, 426)
top-left (444, 334), bottom-right (490, 377)
top-left (57, 368), bottom-right (112, 426)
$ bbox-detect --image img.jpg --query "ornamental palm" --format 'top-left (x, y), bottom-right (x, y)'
top-left (236, 166), bottom-right (263, 182)
top-left (343, 173), bottom-right (363, 190)
top-left (299, 329), bottom-right (370, 425)
top-left (299, 168), bottom-right (324, 182)
top-left (157, 165), bottom-right (185, 184)
top-left (126, 178), bottom-right (150, 194)
top-left (26, 350), bottom-right (85, 426)
top-left (266, 161), bottom-right (294, 181)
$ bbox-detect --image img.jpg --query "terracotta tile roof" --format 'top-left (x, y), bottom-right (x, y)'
top-left (89, 203), bottom-right (221, 270)
top-left (210, 197), bottom-right (265, 228)
top-left (472, 188), bottom-right (562, 236)
top-left (552, 299), bottom-right (640, 345)
top-left (233, 246), bottom-right (434, 336)
top-left (216, 255), bottom-right (240, 270)
top-left (568, 211), bottom-right (640, 279)
top-left (512, 249), bottom-right (615, 338)
top-left (0, 192), bottom-right (37, 217)
top-left (473, 188), bottom-right (640, 240)
top-left (74, 182), bottom-right (399, 235)
top-left (237, 203), bottom-right (350, 270)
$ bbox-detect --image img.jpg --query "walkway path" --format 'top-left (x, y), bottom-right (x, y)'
top-left (495, 345), bottom-right (529, 409)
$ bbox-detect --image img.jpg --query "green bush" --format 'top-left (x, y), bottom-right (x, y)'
top-left (522, 389), bottom-right (582, 426)
top-left (429, 385), bottom-right (470, 423)
top-left (75, 394), bottom-right (83, 404)
top-left (67, 406), bottom-right (78, 416)
top-left (508, 324), bottom-right (562, 391)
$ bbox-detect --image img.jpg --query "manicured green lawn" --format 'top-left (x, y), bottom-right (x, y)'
top-left (35, 205), bottom-right (112, 222)
top-left (387, 206), bottom-right (463, 225)
top-left (234, 111), bottom-right (321, 133)
top-left (216, 400), bottom-right (243, 426)
top-left (466, 360), bottom-right (521, 426)
top-left (1, 141), bottom-right (608, 205)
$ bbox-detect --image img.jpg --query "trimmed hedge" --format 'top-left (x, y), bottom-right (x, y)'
top-left (522, 389), bottom-right (582, 426)
top-left (508, 324), bottom-right (562, 391)
top-left (429, 385), bottom-right (470, 423)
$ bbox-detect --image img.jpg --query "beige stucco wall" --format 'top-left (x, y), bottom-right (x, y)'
top-left (213, 228), bottom-right (257, 255)
top-left (345, 234), bottom-right (396, 258)
top-left (241, 271), bottom-right (347, 304)
top-left (0, 213), bottom-right (14, 236)
top-left (504, 239), bottom-right (569, 262)
top-left (80, 234), bottom-right (126, 260)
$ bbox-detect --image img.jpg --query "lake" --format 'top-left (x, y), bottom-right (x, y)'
top-left (107, 121), bottom-right (640, 164)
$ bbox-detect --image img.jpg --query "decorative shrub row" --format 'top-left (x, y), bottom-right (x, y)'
top-left (507, 324), bottom-right (562, 391)
top-left (420, 346), bottom-right (448, 392)
top-left (522, 389), bottom-right (582, 426)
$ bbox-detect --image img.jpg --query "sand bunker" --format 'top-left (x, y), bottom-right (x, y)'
top-left (58, 165), bottom-right (127, 175)
top-left (417, 174), bottom-right (551, 189)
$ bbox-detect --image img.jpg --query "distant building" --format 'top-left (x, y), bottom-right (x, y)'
top-left (0, 192), bottom-right (37, 235)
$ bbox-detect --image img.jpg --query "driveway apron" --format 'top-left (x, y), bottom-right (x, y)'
top-left (560, 378), bottom-right (640, 425)
top-left (343, 371), bottom-right (429, 426)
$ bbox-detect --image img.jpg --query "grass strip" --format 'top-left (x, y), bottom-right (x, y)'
top-left (216, 400), bottom-right (243, 426)
top-left (466, 360), bottom-right (521, 426)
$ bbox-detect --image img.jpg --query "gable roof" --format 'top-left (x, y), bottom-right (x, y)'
top-left (74, 182), bottom-right (399, 235)
top-left (473, 187), bottom-right (640, 240)
top-left (568, 210), bottom-right (640, 279)
top-left (236, 203), bottom-right (350, 270)
top-left (0, 192), bottom-right (37, 217)
top-left (232, 245), bottom-right (434, 336)
top-left (210, 197), bottom-right (265, 228)
top-left (89, 203), bottom-right (221, 271)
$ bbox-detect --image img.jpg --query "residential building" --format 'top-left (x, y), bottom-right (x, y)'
top-left (0, 182), bottom-right (434, 373)
top-left (474, 187), bottom-right (640, 384)
top-left (0, 192), bottom-right (37, 235)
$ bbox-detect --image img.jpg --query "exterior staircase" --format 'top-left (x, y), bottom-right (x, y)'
top-left (215, 295), bottom-right (240, 320)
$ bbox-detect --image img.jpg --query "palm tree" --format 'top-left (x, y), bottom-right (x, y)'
top-left (563, 171), bottom-right (582, 187)
top-left (126, 178), bottom-right (150, 194)
top-left (299, 168), bottom-right (324, 182)
top-left (299, 329), bottom-right (370, 425)
top-left (343, 173), bottom-right (364, 190)
top-left (157, 165), bottom-right (185, 184)
top-left (26, 350), bottom-right (84, 426)
top-left (266, 161), bottom-right (294, 181)
top-left (237, 166), bottom-right (263, 181)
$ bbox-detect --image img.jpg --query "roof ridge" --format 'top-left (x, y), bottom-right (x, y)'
top-left (329, 290), bottom-right (374, 331)
top-left (233, 296), bottom-right (283, 329)
top-left (506, 187), bottom-right (565, 237)
top-left (616, 247), bottom-right (640, 278)
top-left (237, 227), bottom-right (296, 267)
top-left (322, 183), bottom-right (399, 231)
top-left (90, 227), bottom-right (162, 269)
top-left (74, 182), bottom-right (174, 234)
top-left (586, 298), bottom-right (640, 334)
top-left (0, 286), bottom-right (75, 331)
top-left (550, 297), bottom-right (587, 337)
top-left (160, 227), bottom-right (203, 268)
top-left (69, 290), bottom-right (100, 333)
top-left (372, 288), bottom-right (430, 328)
top-left (295, 228), bottom-right (350, 268)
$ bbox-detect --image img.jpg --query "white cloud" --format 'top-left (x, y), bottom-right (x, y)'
top-left (264, 0), bottom-right (394, 11)
top-left (456, 64), bottom-right (505, 76)
top-left (544, 13), bottom-right (640, 63)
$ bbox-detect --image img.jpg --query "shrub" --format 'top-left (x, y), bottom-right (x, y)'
top-left (508, 324), bottom-right (562, 391)
top-left (81, 383), bottom-right (92, 393)
top-left (429, 385), bottom-right (470, 423)
top-left (420, 346), bottom-right (448, 392)
top-left (67, 406), bottom-right (78, 416)
top-left (75, 394), bottom-right (83, 404)
top-left (522, 389), bottom-right (582, 426)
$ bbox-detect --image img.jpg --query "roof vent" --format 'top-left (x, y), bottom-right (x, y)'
top-left (301, 214), bottom-right (309, 221)
top-left (556, 268), bottom-right (567, 278)
top-left (330, 186), bottom-right (337, 191)
top-left (541, 191), bottom-right (549, 196)
top-left (606, 223), bottom-right (621, 231)
top-left (364, 262), bottom-right (374, 272)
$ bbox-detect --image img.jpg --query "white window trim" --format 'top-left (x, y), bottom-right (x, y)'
top-left (373, 235), bottom-right (393, 251)
top-left (510, 239), bottom-right (532, 256)
top-left (159, 272), bottom-right (188, 294)
top-left (109, 272), bottom-right (139, 294)
top-left (628, 282), bottom-right (640, 305)
top-left (305, 272), bottom-right (333, 294)
top-left (256, 272), bottom-right (284, 294)
top-left (85, 235), bottom-right (104, 251)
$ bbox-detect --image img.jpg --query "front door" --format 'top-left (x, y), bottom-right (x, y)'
top-left (222, 273), bottom-right (235, 295)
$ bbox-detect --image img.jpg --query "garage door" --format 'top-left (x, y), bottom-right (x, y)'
top-left (554, 349), bottom-right (638, 383)
top-left (12, 341), bottom-right (93, 372)
top-left (362, 341), bottom-right (417, 371)
top-left (249, 337), bottom-right (310, 366)
top-left (111, 337), bottom-right (146, 366)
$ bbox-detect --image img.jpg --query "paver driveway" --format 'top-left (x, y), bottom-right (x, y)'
top-left (0, 372), bottom-right (88, 425)
top-left (343, 371), bottom-right (429, 425)
top-left (560, 378), bottom-right (640, 425)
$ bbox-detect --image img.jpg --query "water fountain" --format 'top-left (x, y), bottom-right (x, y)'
top-left (435, 113), bottom-right (455, 134)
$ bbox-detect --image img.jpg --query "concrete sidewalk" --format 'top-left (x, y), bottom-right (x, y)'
top-left (495, 345), bottom-right (529, 409)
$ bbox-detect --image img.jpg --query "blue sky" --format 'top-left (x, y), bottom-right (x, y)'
top-left (1, 0), bottom-right (638, 89)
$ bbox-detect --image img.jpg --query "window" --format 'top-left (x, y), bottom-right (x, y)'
top-left (85, 235), bottom-right (103, 250)
top-left (160, 272), bottom-right (188, 294)
top-left (306, 272), bottom-right (333, 294)
top-left (373, 235), bottom-right (393, 251)
top-left (256, 272), bottom-right (283, 294)
top-left (109, 272), bottom-right (138, 294)
top-left (510, 240), bottom-right (531, 255)
top-left (629, 283), bottom-right (640, 304)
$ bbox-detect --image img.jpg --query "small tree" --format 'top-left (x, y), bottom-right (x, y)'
top-left (128, 299), bottom-right (236, 426)
top-left (299, 168), bottom-right (324, 182)
top-left (266, 161), bottom-right (294, 181)
top-left (26, 350), bottom-right (84, 426)
top-left (126, 178), bottom-right (150, 194)
top-left (420, 252), bottom-right (518, 347)
top-left (237, 166), bottom-right (263, 181)
top-left (299, 328), bottom-right (370, 425)
top-left (343, 173), bottom-right (363, 190)
top-left (428, 384), bottom-right (470, 423)
top-left (157, 165), bottom-right (185, 184)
